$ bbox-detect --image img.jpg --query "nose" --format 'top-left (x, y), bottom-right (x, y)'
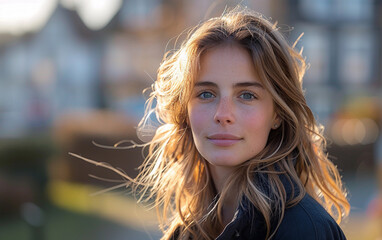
top-left (214, 97), bottom-right (235, 125)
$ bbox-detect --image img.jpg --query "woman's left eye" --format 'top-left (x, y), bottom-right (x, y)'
top-left (197, 91), bottom-right (215, 99)
top-left (239, 92), bottom-right (256, 100)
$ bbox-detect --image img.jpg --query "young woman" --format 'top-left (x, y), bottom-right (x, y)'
top-left (79, 7), bottom-right (350, 240)
top-left (131, 7), bottom-right (351, 240)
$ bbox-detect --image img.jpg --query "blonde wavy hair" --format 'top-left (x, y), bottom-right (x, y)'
top-left (127, 7), bottom-right (349, 240)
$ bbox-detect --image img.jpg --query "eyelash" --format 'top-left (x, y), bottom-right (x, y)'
top-left (197, 91), bottom-right (215, 99)
top-left (196, 91), bottom-right (257, 101)
top-left (239, 91), bottom-right (256, 100)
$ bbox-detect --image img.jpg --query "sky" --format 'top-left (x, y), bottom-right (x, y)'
top-left (0, 0), bottom-right (122, 35)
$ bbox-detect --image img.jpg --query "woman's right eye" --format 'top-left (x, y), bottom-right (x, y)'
top-left (197, 91), bottom-right (215, 99)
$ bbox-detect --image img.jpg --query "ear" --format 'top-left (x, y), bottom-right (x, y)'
top-left (272, 115), bottom-right (282, 129)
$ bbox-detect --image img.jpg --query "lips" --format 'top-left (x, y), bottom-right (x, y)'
top-left (207, 134), bottom-right (243, 147)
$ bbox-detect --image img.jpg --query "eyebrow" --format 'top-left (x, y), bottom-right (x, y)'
top-left (194, 81), bottom-right (264, 89)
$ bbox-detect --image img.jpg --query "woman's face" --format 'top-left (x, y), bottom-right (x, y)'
top-left (187, 44), bottom-right (279, 170)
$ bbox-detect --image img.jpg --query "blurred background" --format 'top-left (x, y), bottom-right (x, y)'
top-left (0, 0), bottom-right (381, 239)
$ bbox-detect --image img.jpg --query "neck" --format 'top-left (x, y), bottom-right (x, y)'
top-left (208, 164), bottom-right (239, 225)
top-left (209, 164), bottom-right (232, 193)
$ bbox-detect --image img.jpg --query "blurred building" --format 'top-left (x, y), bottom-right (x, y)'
top-left (287, 0), bottom-right (380, 121)
top-left (0, 0), bottom-right (276, 139)
top-left (0, 0), bottom-right (381, 172)
top-left (286, 0), bottom-right (381, 176)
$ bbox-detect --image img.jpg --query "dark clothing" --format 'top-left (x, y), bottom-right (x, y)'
top-left (171, 174), bottom-right (347, 240)
top-left (215, 193), bottom-right (346, 239)
top-left (215, 173), bottom-right (346, 240)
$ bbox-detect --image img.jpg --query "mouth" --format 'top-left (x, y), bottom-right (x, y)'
top-left (206, 134), bottom-right (243, 147)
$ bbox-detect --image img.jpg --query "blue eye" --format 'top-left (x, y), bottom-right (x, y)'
top-left (240, 92), bottom-right (255, 100)
top-left (198, 92), bottom-right (215, 99)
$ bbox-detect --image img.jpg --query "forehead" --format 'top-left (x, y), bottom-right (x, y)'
top-left (196, 44), bottom-right (261, 85)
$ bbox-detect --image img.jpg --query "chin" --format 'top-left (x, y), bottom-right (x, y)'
top-left (205, 155), bottom-right (244, 167)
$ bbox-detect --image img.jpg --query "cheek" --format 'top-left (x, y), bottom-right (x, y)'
top-left (188, 105), bottom-right (207, 134)
top-left (242, 106), bottom-right (269, 125)
top-left (243, 109), bottom-right (273, 140)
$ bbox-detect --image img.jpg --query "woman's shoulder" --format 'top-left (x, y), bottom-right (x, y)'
top-left (273, 193), bottom-right (347, 239)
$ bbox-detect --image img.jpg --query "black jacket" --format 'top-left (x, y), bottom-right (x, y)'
top-left (215, 193), bottom-right (346, 239)
top-left (171, 175), bottom-right (347, 240)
